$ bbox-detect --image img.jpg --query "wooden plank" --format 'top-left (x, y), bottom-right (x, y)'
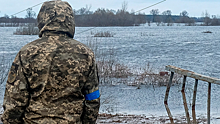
top-left (165, 65), bottom-right (220, 85)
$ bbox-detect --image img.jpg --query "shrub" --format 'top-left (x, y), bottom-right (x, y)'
top-left (14, 23), bottom-right (39, 35)
top-left (97, 60), bottom-right (132, 78)
top-left (202, 31), bottom-right (212, 33)
top-left (92, 31), bottom-right (114, 37)
top-left (132, 64), bottom-right (182, 87)
top-left (85, 37), bottom-right (182, 87)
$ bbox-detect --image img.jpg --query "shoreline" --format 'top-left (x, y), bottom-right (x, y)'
top-left (97, 113), bottom-right (208, 124)
top-left (1, 113), bottom-right (220, 124)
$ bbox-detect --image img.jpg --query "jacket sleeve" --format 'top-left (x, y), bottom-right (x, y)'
top-left (82, 60), bottom-right (100, 124)
top-left (1, 52), bottom-right (30, 124)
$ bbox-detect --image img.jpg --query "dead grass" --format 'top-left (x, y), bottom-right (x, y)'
top-left (85, 36), bottom-right (182, 87)
top-left (13, 23), bottom-right (39, 35)
top-left (96, 60), bottom-right (182, 87)
top-left (92, 31), bottom-right (115, 37)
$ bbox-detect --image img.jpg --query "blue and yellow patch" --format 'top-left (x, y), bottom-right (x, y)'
top-left (85, 90), bottom-right (100, 101)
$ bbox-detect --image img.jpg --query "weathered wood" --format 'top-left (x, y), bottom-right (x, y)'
top-left (207, 83), bottom-right (211, 124)
top-left (181, 76), bottom-right (190, 124)
top-left (165, 65), bottom-right (220, 123)
top-left (164, 72), bottom-right (174, 124)
top-left (165, 65), bottom-right (220, 85)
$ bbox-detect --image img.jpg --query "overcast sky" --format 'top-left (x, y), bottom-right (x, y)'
top-left (0, 0), bottom-right (220, 18)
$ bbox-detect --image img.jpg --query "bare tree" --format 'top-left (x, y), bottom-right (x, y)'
top-left (211, 15), bottom-right (220, 26)
top-left (25, 8), bottom-right (36, 24)
top-left (75, 5), bottom-right (92, 15)
top-left (203, 10), bottom-right (211, 26)
top-left (26, 8), bottom-right (36, 19)
top-left (162, 10), bottom-right (172, 16)
top-left (121, 1), bottom-right (128, 13)
top-left (180, 10), bottom-right (188, 17)
top-left (178, 10), bottom-right (194, 25)
top-left (4, 14), bottom-right (10, 19)
top-left (162, 10), bottom-right (173, 26)
top-left (150, 9), bottom-right (159, 22)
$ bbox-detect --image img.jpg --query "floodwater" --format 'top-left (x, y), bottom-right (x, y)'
top-left (0, 25), bottom-right (220, 122)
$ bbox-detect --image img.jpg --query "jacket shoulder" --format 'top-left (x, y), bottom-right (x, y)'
top-left (62, 37), bottom-right (94, 56)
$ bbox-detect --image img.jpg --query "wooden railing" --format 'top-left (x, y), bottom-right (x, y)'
top-left (164, 65), bottom-right (220, 124)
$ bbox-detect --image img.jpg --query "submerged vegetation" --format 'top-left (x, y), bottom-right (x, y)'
top-left (92, 31), bottom-right (115, 37)
top-left (202, 31), bottom-right (212, 33)
top-left (13, 23), bottom-right (39, 35)
top-left (85, 37), bottom-right (182, 87)
top-left (96, 60), bottom-right (182, 87)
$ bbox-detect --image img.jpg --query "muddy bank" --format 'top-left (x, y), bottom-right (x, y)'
top-left (1, 113), bottom-right (220, 124)
top-left (97, 113), bottom-right (219, 124)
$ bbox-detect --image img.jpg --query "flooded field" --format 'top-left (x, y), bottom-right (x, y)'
top-left (0, 25), bottom-right (220, 123)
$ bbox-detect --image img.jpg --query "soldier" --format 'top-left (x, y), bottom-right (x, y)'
top-left (1, 0), bottom-right (100, 124)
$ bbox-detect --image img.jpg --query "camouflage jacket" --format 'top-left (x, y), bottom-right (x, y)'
top-left (1, 1), bottom-right (100, 124)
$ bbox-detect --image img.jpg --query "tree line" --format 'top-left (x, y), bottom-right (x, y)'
top-left (0, 9), bottom-right (37, 27)
top-left (0, 3), bottom-right (146, 27)
top-left (1, 5), bottom-right (220, 27)
top-left (147, 9), bottom-right (220, 26)
top-left (0, 9), bottom-right (146, 27)
top-left (73, 7), bottom-right (146, 26)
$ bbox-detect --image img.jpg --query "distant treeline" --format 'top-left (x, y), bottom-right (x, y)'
top-left (74, 8), bottom-right (146, 26)
top-left (0, 8), bottom-right (147, 27)
top-left (0, 17), bottom-right (36, 27)
top-left (145, 9), bottom-right (220, 26)
top-left (0, 9), bottom-right (37, 27)
top-left (1, 6), bottom-right (220, 27)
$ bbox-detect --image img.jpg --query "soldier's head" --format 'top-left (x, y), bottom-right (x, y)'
top-left (37, 0), bottom-right (75, 38)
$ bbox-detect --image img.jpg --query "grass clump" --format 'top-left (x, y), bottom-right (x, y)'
top-left (97, 60), bottom-right (182, 87)
top-left (13, 23), bottom-right (39, 35)
top-left (92, 31), bottom-right (114, 37)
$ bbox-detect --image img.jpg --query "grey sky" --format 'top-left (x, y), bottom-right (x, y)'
top-left (0, 0), bottom-right (219, 17)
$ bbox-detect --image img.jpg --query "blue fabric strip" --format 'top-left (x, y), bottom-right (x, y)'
top-left (85, 90), bottom-right (100, 101)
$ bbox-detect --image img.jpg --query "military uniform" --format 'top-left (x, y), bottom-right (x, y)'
top-left (1, 1), bottom-right (100, 124)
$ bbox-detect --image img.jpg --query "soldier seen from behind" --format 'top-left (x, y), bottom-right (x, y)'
top-left (1, 0), bottom-right (100, 124)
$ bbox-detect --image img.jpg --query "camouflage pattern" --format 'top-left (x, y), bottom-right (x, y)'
top-left (1, 1), bottom-right (100, 124)
top-left (37, 0), bottom-right (75, 38)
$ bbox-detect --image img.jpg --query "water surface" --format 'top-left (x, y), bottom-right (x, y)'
top-left (0, 26), bottom-right (220, 121)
